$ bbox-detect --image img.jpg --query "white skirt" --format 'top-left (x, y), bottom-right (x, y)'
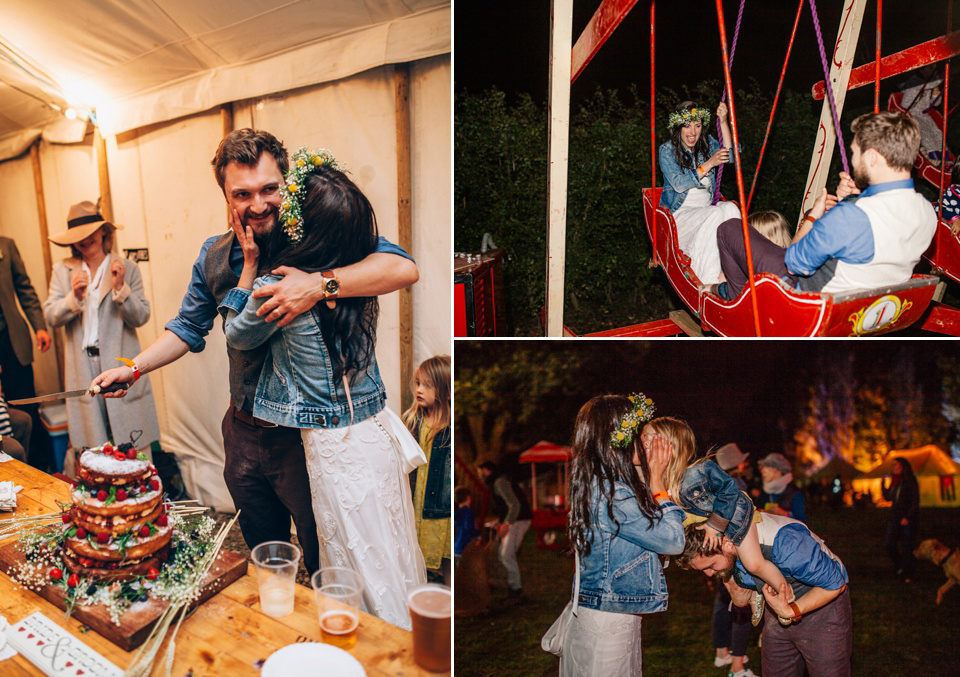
top-left (559, 607), bottom-right (643, 677)
top-left (673, 182), bottom-right (741, 285)
top-left (301, 408), bottom-right (427, 630)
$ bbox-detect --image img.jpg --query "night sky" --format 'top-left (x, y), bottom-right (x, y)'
top-left (454, 340), bottom-right (955, 463)
top-left (456, 1), bottom-right (958, 110)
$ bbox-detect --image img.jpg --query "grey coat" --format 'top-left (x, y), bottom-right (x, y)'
top-left (42, 254), bottom-right (160, 448)
top-left (0, 237), bottom-right (46, 366)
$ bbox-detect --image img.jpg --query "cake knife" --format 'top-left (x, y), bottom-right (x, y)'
top-left (8, 382), bottom-right (129, 405)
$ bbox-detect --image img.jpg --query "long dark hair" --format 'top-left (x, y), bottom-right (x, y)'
top-left (568, 395), bottom-right (662, 558)
top-left (891, 456), bottom-right (918, 487)
top-left (669, 100), bottom-right (711, 171)
top-left (263, 167), bottom-right (379, 382)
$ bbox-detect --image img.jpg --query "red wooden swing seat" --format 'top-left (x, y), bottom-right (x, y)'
top-left (642, 187), bottom-right (941, 336)
top-left (888, 90), bottom-right (955, 189)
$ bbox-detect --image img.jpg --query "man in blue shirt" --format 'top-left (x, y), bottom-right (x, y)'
top-left (716, 111), bottom-right (936, 299)
top-left (679, 513), bottom-right (852, 677)
top-left (92, 129), bottom-right (418, 574)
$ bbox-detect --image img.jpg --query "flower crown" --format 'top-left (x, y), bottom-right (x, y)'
top-left (611, 393), bottom-right (656, 449)
top-left (668, 107), bottom-right (711, 129)
top-left (278, 146), bottom-right (343, 244)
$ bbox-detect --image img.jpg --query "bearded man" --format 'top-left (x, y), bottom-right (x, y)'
top-left (715, 111), bottom-right (936, 299)
top-left (678, 513), bottom-right (852, 676)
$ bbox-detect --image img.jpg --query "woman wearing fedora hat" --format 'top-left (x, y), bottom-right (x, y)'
top-left (42, 201), bottom-right (160, 451)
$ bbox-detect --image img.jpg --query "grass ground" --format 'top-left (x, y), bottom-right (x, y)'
top-left (454, 505), bottom-right (960, 676)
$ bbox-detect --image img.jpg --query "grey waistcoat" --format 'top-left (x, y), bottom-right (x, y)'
top-left (204, 233), bottom-right (269, 412)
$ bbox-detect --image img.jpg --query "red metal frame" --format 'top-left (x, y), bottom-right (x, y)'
top-left (650, 0), bottom-right (657, 255)
top-left (812, 30), bottom-right (960, 100)
top-left (571, 0), bottom-right (641, 84)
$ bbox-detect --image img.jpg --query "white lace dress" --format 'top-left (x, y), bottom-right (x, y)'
top-left (673, 176), bottom-right (741, 285)
top-left (301, 407), bottom-right (426, 630)
top-left (560, 607), bottom-right (643, 676)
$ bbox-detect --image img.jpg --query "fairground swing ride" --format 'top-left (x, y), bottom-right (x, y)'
top-left (544, 0), bottom-right (960, 337)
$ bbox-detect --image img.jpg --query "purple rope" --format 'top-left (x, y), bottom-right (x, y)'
top-left (713, 0), bottom-right (746, 204)
top-left (808, 0), bottom-right (850, 174)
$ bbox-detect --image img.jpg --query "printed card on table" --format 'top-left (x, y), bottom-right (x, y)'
top-left (7, 613), bottom-right (122, 677)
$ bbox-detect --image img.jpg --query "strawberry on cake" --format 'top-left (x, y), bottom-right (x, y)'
top-left (63, 442), bottom-right (171, 581)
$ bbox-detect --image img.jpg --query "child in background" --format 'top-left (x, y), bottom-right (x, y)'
top-left (749, 211), bottom-right (792, 248)
top-left (937, 162), bottom-right (960, 235)
top-left (404, 355), bottom-right (452, 586)
top-left (454, 487), bottom-right (480, 568)
top-left (645, 417), bottom-right (791, 602)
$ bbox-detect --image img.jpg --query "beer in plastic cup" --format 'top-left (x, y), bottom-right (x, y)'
top-left (251, 541), bottom-right (300, 618)
top-left (311, 567), bottom-right (365, 650)
top-left (408, 584), bottom-right (451, 672)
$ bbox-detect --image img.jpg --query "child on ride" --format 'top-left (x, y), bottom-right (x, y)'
top-left (659, 100), bottom-right (741, 286)
top-left (644, 417), bottom-right (790, 597)
top-left (937, 161), bottom-right (960, 235)
top-left (715, 211), bottom-right (795, 300)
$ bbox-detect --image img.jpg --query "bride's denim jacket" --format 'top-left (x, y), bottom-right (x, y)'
top-left (219, 274), bottom-right (386, 429)
top-left (679, 459), bottom-right (755, 546)
top-left (658, 136), bottom-right (735, 213)
top-left (576, 479), bottom-right (685, 614)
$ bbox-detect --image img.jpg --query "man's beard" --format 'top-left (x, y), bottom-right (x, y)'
top-left (715, 554), bottom-right (738, 581)
top-left (852, 161), bottom-right (870, 192)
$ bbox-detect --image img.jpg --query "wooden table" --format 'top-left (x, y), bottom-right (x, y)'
top-left (0, 458), bottom-right (448, 676)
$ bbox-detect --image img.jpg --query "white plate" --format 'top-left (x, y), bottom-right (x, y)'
top-left (261, 642), bottom-right (366, 677)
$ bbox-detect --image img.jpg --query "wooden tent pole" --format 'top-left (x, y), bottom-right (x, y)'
top-left (221, 104), bottom-right (234, 222)
top-left (799, 0), bottom-right (867, 224)
top-left (545, 0), bottom-right (573, 337)
top-left (94, 126), bottom-right (113, 224)
top-left (30, 140), bottom-right (63, 390)
top-left (394, 64), bottom-right (414, 411)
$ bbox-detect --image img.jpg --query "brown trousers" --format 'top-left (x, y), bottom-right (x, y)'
top-left (221, 407), bottom-right (320, 574)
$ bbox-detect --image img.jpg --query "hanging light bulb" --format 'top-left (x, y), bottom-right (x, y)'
top-left (65, 108), bottom-right (78, 120)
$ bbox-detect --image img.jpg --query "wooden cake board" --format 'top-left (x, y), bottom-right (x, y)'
top-left (0, 541), bottom-right (247, 651)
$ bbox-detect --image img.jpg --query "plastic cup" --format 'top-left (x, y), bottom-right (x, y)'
top-left (408, 584), bottom-right (451, 672)
top-left (311, 567), bottom-right (365, 650)
top-left (251, 541), bottom-right (300, 618)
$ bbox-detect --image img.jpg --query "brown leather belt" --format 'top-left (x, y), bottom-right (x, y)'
top-left (233, 406), bottom-right (279, 428)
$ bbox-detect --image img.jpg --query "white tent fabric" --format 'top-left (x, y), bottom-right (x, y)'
top-left (0, 1), bottom-right (450, 146)
top-left (0, 4), bottom-right (450, 512)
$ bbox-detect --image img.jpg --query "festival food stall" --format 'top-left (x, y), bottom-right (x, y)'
top-left (518, 441), bottom-right (571, 550)
top-left (0, 455), bottom-right (448, 676)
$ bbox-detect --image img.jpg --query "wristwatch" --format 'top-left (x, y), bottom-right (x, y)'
top-left (321, 270), bottom-right (340, 309)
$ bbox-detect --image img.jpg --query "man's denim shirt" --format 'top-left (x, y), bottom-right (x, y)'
top-left (165, 235), bottom-right (412, 353)
top-left (218, 274), bottom-right (386, 429)
top-left (658, 136), bottom-right (735, 213)
top-left (576, 479), bottom-right (685, 614)
top-left (680, 459), bottom-right (754, 545)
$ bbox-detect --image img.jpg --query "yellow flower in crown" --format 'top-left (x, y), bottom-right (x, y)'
top-left (312, 155), bottom-right (324, 166)
top-left (286, 217), bottom-right (298, 226)
top-left (288, 183), bottom-right (299, 193)
top-left (610, 392), bottom-right (656, 449)
top-left (281, 200), bottom-right (291, 211)
top-left (296, 158), bottom-right (306, 168)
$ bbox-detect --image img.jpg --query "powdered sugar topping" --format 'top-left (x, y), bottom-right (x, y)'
top-left (80, 448), bottom-right (151, 476)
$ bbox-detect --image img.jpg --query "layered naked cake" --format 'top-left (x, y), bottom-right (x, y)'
top-left (63, 443), bottom-right (171, 581)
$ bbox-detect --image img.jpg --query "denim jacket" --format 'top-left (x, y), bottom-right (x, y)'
top-left (658, 136), bottom-right (734, 213)
top-left (407, 423), bottom-right (451, 519)
top-left (218, 274), bottom-right (386, 428)
top-left (680, 459), bottom-right (754, 545)
top-left (576, 479), bottom-right (685, 614)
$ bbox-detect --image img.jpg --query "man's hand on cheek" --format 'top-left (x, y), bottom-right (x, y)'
top-left (252, 266), bottom-right (323, 326)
